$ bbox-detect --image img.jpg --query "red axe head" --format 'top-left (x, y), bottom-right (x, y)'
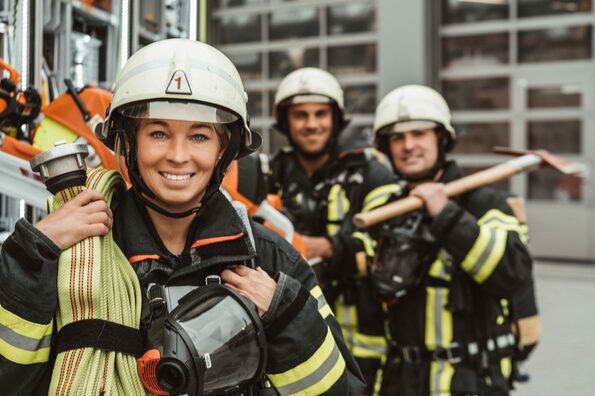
top-left (493, 147), bottom-right (584, 176)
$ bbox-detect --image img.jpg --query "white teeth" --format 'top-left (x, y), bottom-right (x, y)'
top-left (161, 172), bottom-right (191, 181)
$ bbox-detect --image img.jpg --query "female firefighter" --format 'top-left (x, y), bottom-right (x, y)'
top-left (0, 39), bottom-right (365, 395)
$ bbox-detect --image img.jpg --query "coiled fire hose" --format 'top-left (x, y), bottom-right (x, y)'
top-left (30, 144), bottom-right (148, 395)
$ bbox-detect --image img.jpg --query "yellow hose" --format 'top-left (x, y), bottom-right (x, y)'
top-left (47, 169), bottom-right (148, 395)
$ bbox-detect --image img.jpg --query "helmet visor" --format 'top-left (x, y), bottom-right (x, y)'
top-left (119, 100), bottom-right (239, 124)
top-left (380, 120), bottom-right (439, 135)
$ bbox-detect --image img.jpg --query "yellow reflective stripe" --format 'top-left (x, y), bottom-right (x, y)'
top-left (479, 209), bottom-right (523, 236)
top-left (519, 224), bottom-right (529, 244)
top-left (327, 185), bottom-right (350, 236)
top-left (429, 360), bottom-right (455, 395)
top-left (336, 301), bottom-right (355, 350)
top-left (267, 327), bottom-right (346, 396)
top-left (500, 357), bottom-right (513, 379)
top-left (474, 229), bottom-right (507, 283)
top-left (478, 209), bottom-right (520, 228)
top-left (335, 300), bottom-right (385, 358)
top-left (425, 287), bottom-right (452, 350)
top-left (428, 255), bottom-right (452, 281)
top-left (0, 305), bottom-right (53, 364)
top-left (352, 331), bottom-right (387, 359)
top-left (362, 184), bottom-right (401, 213)
top-left (353, 231), bottom-right (376, 257)
top-left (310, 286), bottom-right (333, 319)
top-left (461, 226), bottom-right (507, 284)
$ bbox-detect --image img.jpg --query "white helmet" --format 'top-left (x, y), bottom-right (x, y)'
top-left (98, 38), bottom-right (260, 157)
top-left (272, 67), bottom-right (348, 133)
top-left (373, 85), bottom-right (455, 149)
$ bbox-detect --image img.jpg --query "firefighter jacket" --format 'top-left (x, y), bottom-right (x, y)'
top-left (379, 161), bottom-right (534, 396)
top-left (0, 188), bottom-right (366, 395)
top-left (269, 147), bottom-right (402, 392)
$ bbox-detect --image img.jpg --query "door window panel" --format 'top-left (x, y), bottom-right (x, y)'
top-left (246, 91), bottom-right (264, 118)
top-left (344, 85), bottom-right (377, 113)
top-left (518, 0), bottom-right (591, 18)
top-left (518, 26), bottom-right (592, 63)
top-left (442, 78), bottom-right (510, 110)
top-left (441, 0), bottom-right (509, 25)
top-left (269, 48), bottom-right (319, 78)
top-left (328, 44), bottom-right (376, 75)
top-left (442, 33), bottom-right (509, 69)
top-left (269, 7), bottom-right (318, 41)
top-left (213, 0), bottom-right (262, 9)
top-left (528, 85), bottom-right (582, 108)
top-left (328, 2), bottom-right (376, 35)
top-left (213, 14), bottom-right (261, 45)
top-left (227, 52), bottom-right (262, 80)
top-left (529, 169), bottom-right (582, 201)
top-left (527, 120), bottom-right (581, 154)
top-left (453, 122), bottom-right (509, 154)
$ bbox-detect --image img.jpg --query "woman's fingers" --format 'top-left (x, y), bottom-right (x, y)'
top-left (34, 190), bottom-right (114, 250)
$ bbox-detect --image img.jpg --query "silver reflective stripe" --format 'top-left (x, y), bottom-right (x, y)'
top-left (116, 56), bottom-right (245, 99)
top-left (468, 228), bottom-right (497, 277)
top-left (315, 293), bottom-right (325, 311)
top-left (481, 216), bottom-right (518, 227)
top-left (275, 342), bottom-right (342, 396)
top-left (0, 323), bottom-right (52, 351)
top-left (435, 289), bottom-right (444, 348)
top-left (352, 339), bottom-right (386, 355)
top-left (341, 306), bottom-right (354, 348)
top-left (432, 360), bottom-right (447, 395)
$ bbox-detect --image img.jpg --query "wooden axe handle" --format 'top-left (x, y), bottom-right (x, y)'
top-left (353, 156), bottom-right (540, 228)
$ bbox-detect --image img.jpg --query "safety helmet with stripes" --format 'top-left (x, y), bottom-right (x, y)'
top-left (98, 38), bottom-right (261, 157)
top-left (272, 67), bottom-right (348, 135)
top-left (373, 85), bottom-right (456, 151)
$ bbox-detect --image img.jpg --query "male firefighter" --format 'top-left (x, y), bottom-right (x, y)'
top-left (269, 67), bottom-right (401, 394)
top-left (371, 85), bottom-right (538, 395)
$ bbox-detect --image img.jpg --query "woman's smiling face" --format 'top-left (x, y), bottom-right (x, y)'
top-left (135, 118), bottom-right (224, 213)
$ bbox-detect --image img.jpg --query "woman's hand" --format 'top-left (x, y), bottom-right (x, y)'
top-left (221, 266), bottom-right (277, 316)
top-left (35, 190), bottom-right (113, 250)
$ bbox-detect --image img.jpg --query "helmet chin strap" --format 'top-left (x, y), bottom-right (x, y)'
top-left (132, 186), bottom-right (202, 218)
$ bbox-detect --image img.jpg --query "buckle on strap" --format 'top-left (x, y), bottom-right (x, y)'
top-left (433, 342), bottom-right (463, 364)
top-left (401, 346), bottom-right (423, 363)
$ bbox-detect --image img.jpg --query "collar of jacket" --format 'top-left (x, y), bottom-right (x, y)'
top-left (438, 160), bottom-right (462, 184)
top-left (113, 189), bottom-right (255, 270)
top-left (276, 146), bottom-right (368, 184)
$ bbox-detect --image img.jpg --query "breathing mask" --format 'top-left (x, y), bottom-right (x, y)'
top-left (138, 276), bottom-right (267, 395)
top-left (371, 211), bottom-right (437, 302)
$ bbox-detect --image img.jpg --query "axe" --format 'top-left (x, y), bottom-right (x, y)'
top-left (353, 147), bottom-right (583, 228)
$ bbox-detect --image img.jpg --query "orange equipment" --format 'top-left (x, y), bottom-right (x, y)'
top-left (31, 82), bottom-right (117, 169)
top-left (222, 155), bottom-right (308, 257)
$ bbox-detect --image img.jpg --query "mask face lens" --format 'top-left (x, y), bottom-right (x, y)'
top-left (156, 360), bottom-right (189, 392)
top-left (177, 295), bottom-right (262, 393)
